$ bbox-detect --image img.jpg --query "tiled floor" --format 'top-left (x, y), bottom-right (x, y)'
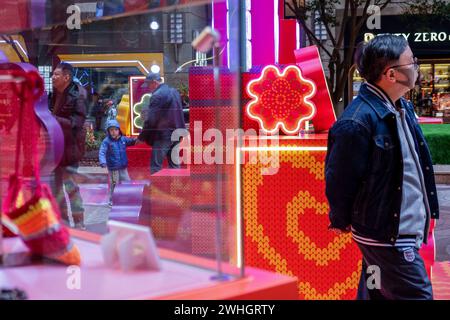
top-left (432, 261), bottom-right (450, 300)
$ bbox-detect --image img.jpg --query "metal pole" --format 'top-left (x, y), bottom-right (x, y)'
top-left (238, 0), bottom-right (246, 279)
top-left (210, 42), bottom-right (230, 281)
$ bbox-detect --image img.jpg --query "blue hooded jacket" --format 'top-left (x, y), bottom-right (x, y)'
top-left (99, 119), bottom-right (136, 170)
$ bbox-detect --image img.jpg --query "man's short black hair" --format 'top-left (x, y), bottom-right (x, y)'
top-left (55, 62), bottom-right (74, 79)
top-left (354, 34), bottom-right (409, 84)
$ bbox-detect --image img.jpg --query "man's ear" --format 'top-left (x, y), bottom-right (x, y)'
top-left (387, 69), bottom-right (396, 82)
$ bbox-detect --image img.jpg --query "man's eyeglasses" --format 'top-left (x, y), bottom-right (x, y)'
top-left (383, 57), bottom-right (419, 75)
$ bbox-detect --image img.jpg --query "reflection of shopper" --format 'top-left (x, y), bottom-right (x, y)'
top-left (99, 120), bottom-right (136, 206)
top-left (50, 62), bottom-right (87, 229)
top-left (105, 100), bottom-right (118, 124)
top-left (137, 73), bottom-right (185, 174)
top-left (325, 35), bottom-right (439, 300)
top-left (90, 92), bottom-right (104, 131)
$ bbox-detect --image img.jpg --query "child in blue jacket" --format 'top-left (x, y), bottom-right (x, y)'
top-left (99, 119), bottom-right (137, 206)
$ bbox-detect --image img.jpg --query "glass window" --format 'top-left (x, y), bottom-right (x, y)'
top-left (1, 0), bottom-right (244, 299)
top-left (413, 62), bottom-right (450, 117)
top-left (435, 63), bottom-right (450, 112)
top-left (352, 68), bottom-right (364, 100)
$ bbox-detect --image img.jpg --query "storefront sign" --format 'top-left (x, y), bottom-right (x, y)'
top-left (364, 31), bottom-right (450, 44)
top-left (349, 15), bottom-right (450, 56)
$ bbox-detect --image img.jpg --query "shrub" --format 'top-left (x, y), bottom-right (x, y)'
top-left (420, 124), bottom-right (450, 165)
top-left (85, 127), bottom-right (106, 151)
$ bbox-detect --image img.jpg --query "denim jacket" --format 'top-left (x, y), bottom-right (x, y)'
top-left (325, 83), bottom-right (439, 244)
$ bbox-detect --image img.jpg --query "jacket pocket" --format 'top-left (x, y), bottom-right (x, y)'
top-left (371, 135), bottom-right (396, 174)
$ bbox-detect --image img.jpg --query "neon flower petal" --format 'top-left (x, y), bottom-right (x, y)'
top-left (246, 65), bottom-right (317, 134)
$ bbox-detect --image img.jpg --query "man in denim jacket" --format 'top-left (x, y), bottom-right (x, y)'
top-left (325, 35), bottom-right (439, 300)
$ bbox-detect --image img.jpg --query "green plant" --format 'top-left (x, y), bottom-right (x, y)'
top-left (420, 124), bottom-right (450, 164)
top-left (177, 81), bottom-right (189, 106)
top-left (85, 127), bottom-right (106, 151)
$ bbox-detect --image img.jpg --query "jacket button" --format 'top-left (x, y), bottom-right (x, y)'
top-left (426, 166), bottom-right (430, 170)
top-left (385, 142), bottom-right (389, 147)
top-left (420, 142), bottom-right (424, 146)
top-left (390, 237), bottom-right (395, 242)
top-left (397, 186), bottom-right (401, 191)
top-left (394, 213), bottom-right (398, 218)
top-left (430, 191), bottom-right (434, 195)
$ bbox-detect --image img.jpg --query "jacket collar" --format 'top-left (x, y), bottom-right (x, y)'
top-left (153, 83), bottom-right (165, 95)
top-left (67, 82), bottom-right (80, 97)
top-left (55, 81), bottom-right (79, 98)
top-left (359, 83), bottom-right (400, 119)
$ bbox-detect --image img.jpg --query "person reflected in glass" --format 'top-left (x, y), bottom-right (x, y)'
top-left (99, 120), bottom-right (137, 207)
top-left (104, 99), bottom-right (118, 128)
top-left (50, 62), bottom-right (87, 229)
top-left (137, 72), bottom-right (186, 174)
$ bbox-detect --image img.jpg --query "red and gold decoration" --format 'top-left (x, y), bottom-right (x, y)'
top-left (241, 48), bottom-right (362, 299)
top-left (246, 65), bottom-right (316, 134)
top-left (242, 137), bottom-right (362, 299)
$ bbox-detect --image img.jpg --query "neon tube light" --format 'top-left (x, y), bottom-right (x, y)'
top-left (274, 0), bottom-right (279, 64)
top-left (130, 76), bottom-right (146, 136)
top-left (65, 60), bottom-right (150, 74)
top-left (234, 144), bottom-right (327, 268)
top-left (0, 40), bottom-right (28, 58)
top-left (241, 146), bottom-right (327, 152)
top-left (246, 65), bottom-right (317, 135)
top-left (235, 149), bottom-right (242, 269)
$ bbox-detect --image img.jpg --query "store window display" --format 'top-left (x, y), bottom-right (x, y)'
top-left (0, 60), bottom-right (81, 267)
top-left (416, 62), bottom-right (450, 117)
top-left (1, 0), bottom-right (248, 300)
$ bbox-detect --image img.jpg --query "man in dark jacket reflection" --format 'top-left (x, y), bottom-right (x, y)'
top-left (50, 62), bottom-right (87, 229)
top-left (138, 73), bottom-right (185, 174)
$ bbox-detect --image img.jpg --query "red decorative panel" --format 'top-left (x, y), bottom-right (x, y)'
top-left (243, 137), bottom-right (362, 300)
top-left (294, 46), bottom-right (336, 132)
top-left (124, 0), bottom-right (148, 12)
top-left (0, 1), bottom-right (29, 34)
top-left (126, 144), bottom-right (152, 181)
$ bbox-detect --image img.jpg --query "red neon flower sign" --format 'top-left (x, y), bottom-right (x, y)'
top-left (246, 65), bottom-right (317, 134)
